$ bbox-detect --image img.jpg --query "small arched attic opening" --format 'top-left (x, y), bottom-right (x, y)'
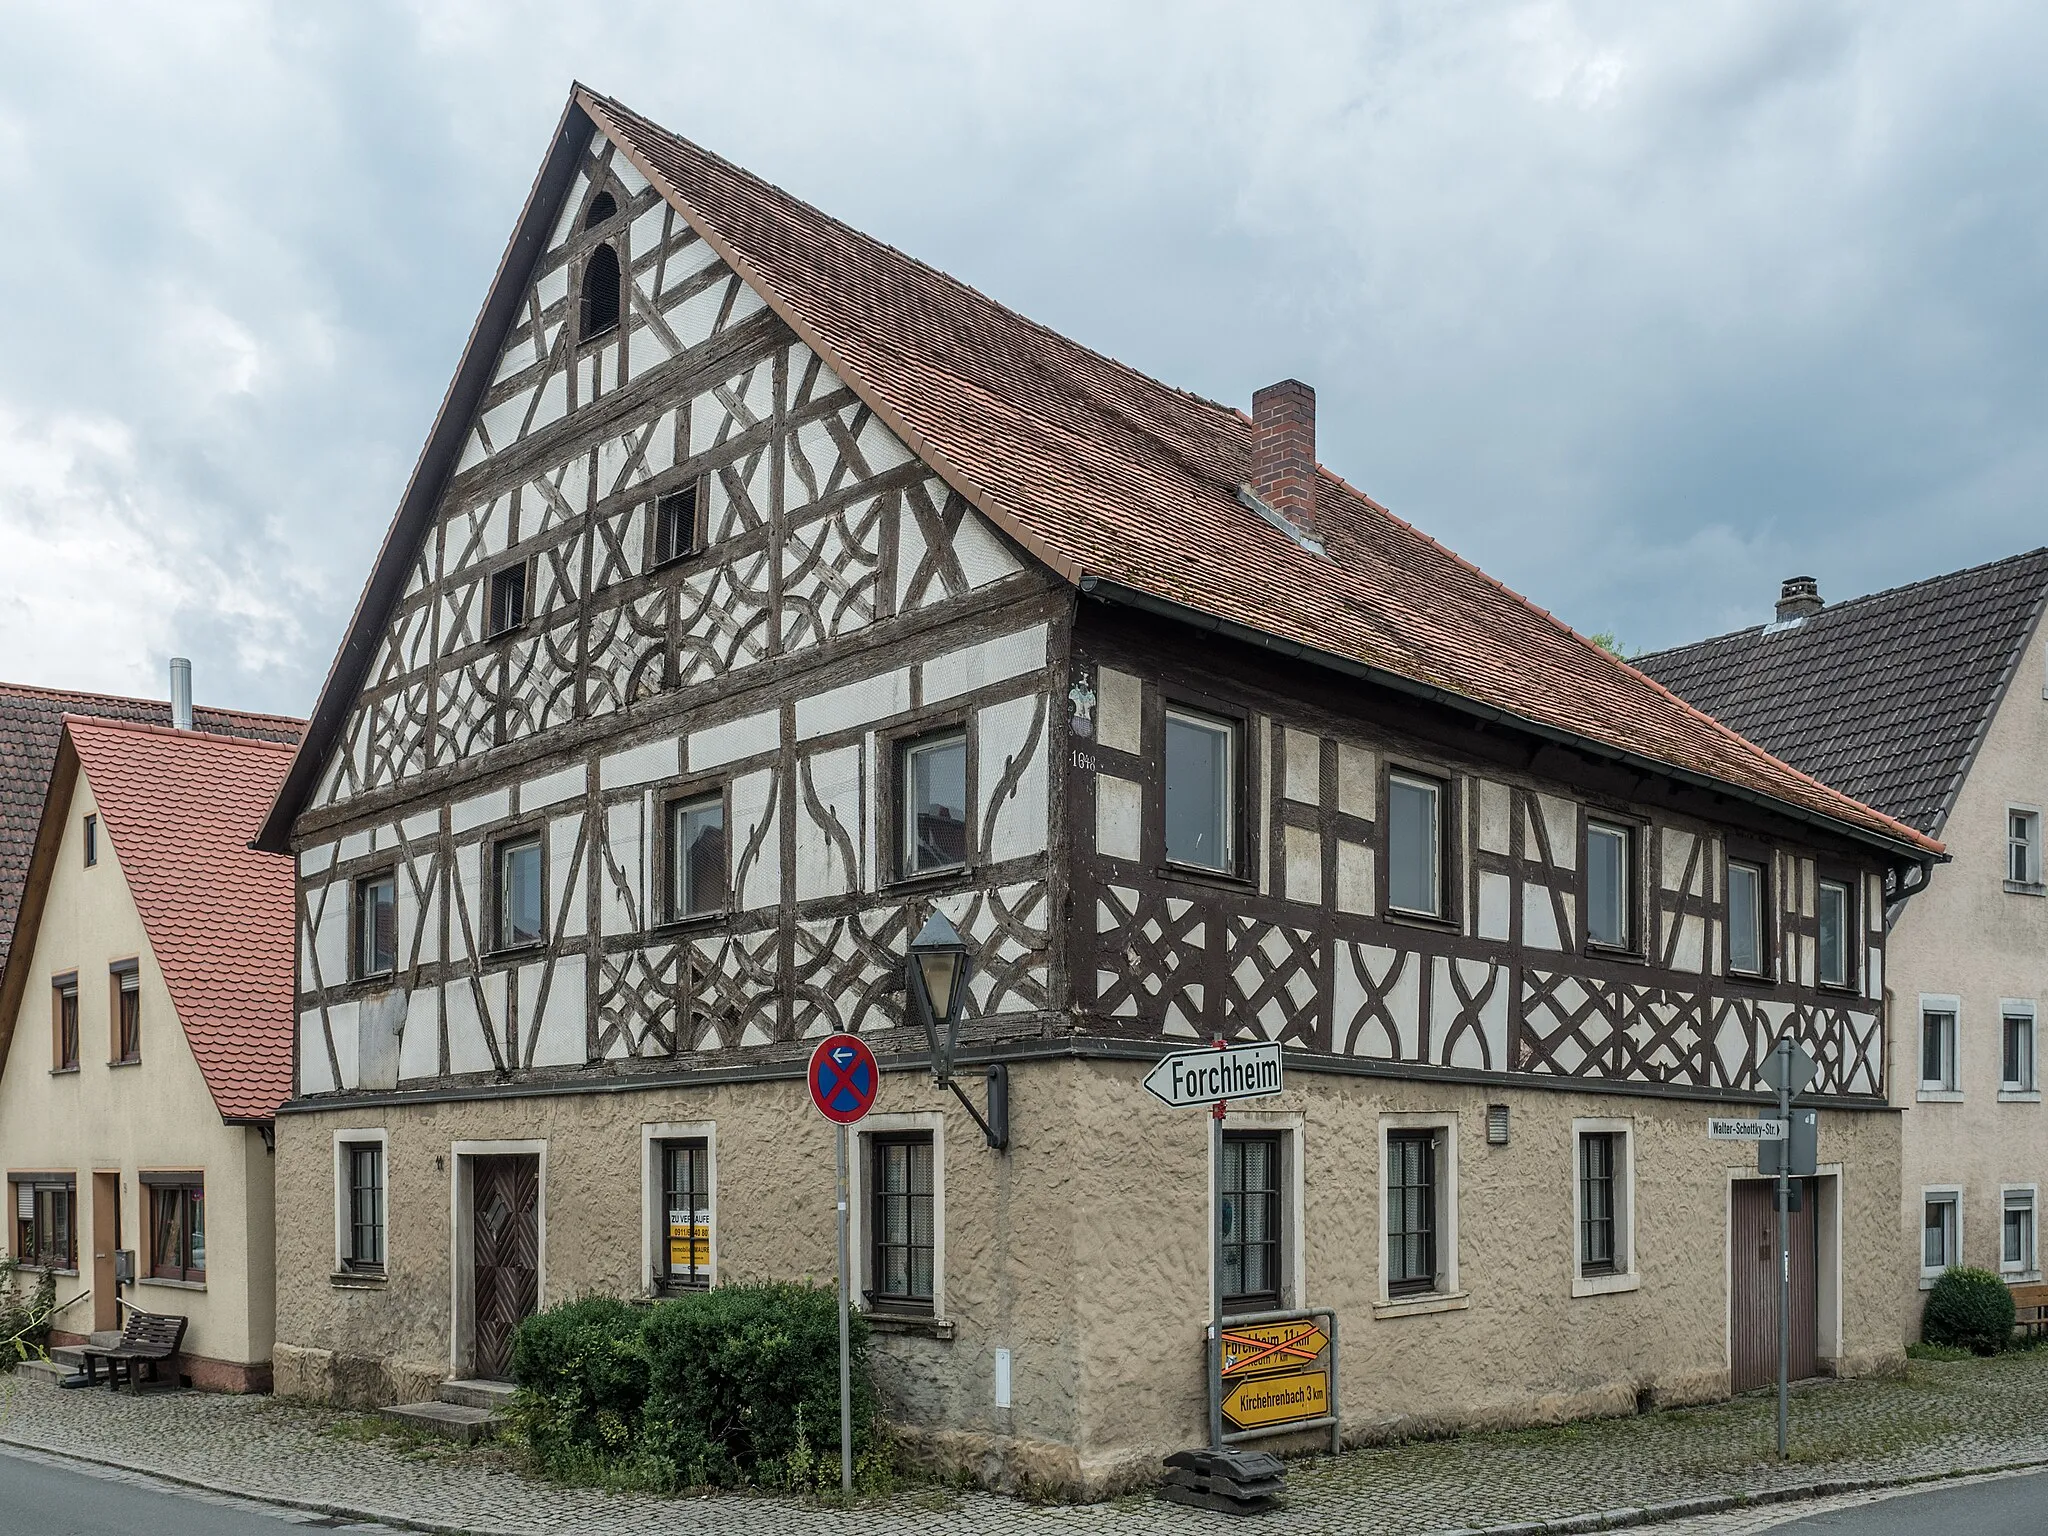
top-left (581, 241), bottom-right (621, 340)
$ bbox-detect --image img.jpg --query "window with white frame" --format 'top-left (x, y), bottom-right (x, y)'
top-left (2004, 1188), bottom-right (2038, 1275)
top-left (1387, 772), bottom-right (1447, 918)
top-left (2012, 808), bottom-right (2042, 887)
top-left (1164, 707), bottom-right (1237, 874)
top-left (2004, 1007), bottom-right (2038, 1094)
top-left (1727, 858), bottom-right (1767, 976)
top-left (899, 731), bottom-right (969, 876)
top-left (1920, 1004), bottom-right (1959, 1093)
top-left (1816, 878), bottom-right (1852, 988)
top-left (867, 1132), bottom-right (936, 1314)
top-left (334, 1132), bottom-right (388, 1275)
top-left (1572, 1119), bottom-right (1637, 1294)
top-left (1923, 1191), bottom-right (1960, 1274)
top-left (1585, 822), bottom-right (1633, 950)
top-left (666, 794), bottom-right (727, 919)
top-left (659, 1138), bottom-right (712, 1292)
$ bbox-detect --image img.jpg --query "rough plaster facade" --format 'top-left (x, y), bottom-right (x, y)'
top-left (0, 766), bottom-right (276, 1387)
top-left (274, 1058), bottom-right (1904, 1494)
top-left (1889, 611), bottom-right (2048, 1320)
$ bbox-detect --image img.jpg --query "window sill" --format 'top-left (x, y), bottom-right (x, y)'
top-left (139, 1276), bottom-right (206, 1292)
top-left (1383, 908), bottom-right (1459, 934)
top-left (486, 941), bottom-right (545, 960)
top-left (107, 1057), bottom-right (142, 1070)
top-left (2004, 881), bottom-right (2046, 898)
top-left (1585, 944), bottom-right (1647, 966)
top-left (1917, 1088), bottom-right (1965, 1103)
top-left (864, 1312), bottom-right (954, 1340)
top-left (1572, 1270), bottom-right (1642, 1298)
top-left (1999, 1090), bottom-right (2043, 1104)
top-left (1155, 863), bottom-right (1256, 893)
top-left (2003, 1270), bottom-right (2044, 1285)
top-left (651, 910), bottom-right (731, 936)
top-left (883, 865), bottom-right (976, 895)
top-left (48, 1066), bottom-right (80, 1077)
top-left (1373, 1290), bottom-right (1469, 1320)
top-left (1718, 969), bottom-right (1777, 990)
top-left (330, 1270), bottom-right (387, 1290)
top-left (1918, 1272), bottom-right (1954, 1290)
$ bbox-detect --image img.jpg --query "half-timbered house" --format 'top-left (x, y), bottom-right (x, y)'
top-left (259, 86), bottom-right (1942, 1494)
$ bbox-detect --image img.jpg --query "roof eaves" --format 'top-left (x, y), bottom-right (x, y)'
top-left (1079, 574), bottom-right (1946, 867)
top-left (1923, 578), bottom-right (2048, 840)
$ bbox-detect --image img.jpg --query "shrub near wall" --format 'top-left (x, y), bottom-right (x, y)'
top-left (1921, 1267), bottom-right (2018, 1355)
top-left (509, 1284), bottom-right (886, 1494)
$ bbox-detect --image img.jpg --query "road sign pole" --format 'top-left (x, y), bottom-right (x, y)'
top-left (1210, 1095), bottom-right (1225, 1451)
top-left (836, 1121), bottom-right (853, 1494)
top-left (1775, 1039), bottom-right (1791, 1460)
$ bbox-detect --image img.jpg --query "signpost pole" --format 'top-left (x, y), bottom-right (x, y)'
top-left (1774, 1040), bottom-right (1791, 1461)
top-left (1209, 1036), bottom-right (1227, 1453)
top-left (836, 1121), bottom-right (853, 1494)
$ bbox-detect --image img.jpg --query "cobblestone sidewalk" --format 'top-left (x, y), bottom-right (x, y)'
top-left (4, 1355), bottom-right (2047, 1535)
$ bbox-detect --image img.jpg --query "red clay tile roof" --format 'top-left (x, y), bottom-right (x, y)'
top-left (581, 91), bottom-right (1940, 860)
top-left (65, 717), bottom-right (299, 1122)
top-left (0, 682), bottom-right (301, 975)
top-left (260, 87), bottom-right (1940, 861)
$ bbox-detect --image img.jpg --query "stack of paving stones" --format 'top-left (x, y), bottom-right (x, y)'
top-left (1158, 1448), bottom-right (1285, 1514)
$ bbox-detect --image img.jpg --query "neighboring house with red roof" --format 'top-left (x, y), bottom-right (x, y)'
top-left (1640, 555), bottom-right (2048, 1328)
top-left (258, 86), bottom-right (1941, 1491)
top-left (0, 712), bottom-right (300, 1391)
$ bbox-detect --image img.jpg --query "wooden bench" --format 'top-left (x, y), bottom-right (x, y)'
top-left (80, 1310), bottom-right (187, 1391)
top-left (2010, 1282), bottom-right (2048, 1341)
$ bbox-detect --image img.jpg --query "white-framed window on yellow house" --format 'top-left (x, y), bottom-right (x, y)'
top-left (2003, 1004), bottom-right (2039, 1098)
top-left (1572, 1119), bottom-right (1638, 1296)
top-left (1922, 1188), bottom-right (1962, 1281)
top-left (12, 1176), bottom-right (76, 1271)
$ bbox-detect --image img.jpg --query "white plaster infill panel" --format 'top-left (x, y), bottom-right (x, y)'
top-left (797, 669), bottom-right (910, 741)
top-left (599, 738), bottom-right (679, 791)
top-left (519, 764), bottom-right (586, 812)
top-left (451, 788), bottom-right (511, 835)
top-left (1094, 667), bottom-right (1143, 756)
top-left (1095, 775), bottom-right (1142, 862)
top-left (921, 625), bottom-right (1048, 705)
top-left (691, 709), bottom-right (780, 770)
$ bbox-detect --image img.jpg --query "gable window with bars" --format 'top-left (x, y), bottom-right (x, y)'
top-left (660, 1139), bottom-right (712, 1292)
top-left (112, 962), bottom-right (140, 1064)
top-left (1386, 1130), bottom-right (1438, 1296)
top-left (868, 1134), bottom-right (934, 1314)
top-left (343, 1143), bottom-right (385, 1273)
top-left (1219, 1132), bottom-right (1282, 1310)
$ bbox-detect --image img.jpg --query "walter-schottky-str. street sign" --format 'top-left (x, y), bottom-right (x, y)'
top-left (1707, 1116), bottom-right (1788, 1141)
top-left (1143, 1042), bottom-right (1285, 1109)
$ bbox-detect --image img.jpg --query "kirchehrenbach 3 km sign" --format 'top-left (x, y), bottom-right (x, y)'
top-left (1142, 1042), bottom-right (1285, 1109)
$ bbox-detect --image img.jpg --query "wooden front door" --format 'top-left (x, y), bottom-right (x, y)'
top-left (470, 1155), bottom-right (539, 1381)
top-left (91, 1172), bottom-right (120, 1332)
top-left (1730, 1178), bottom-right (1819, 1393)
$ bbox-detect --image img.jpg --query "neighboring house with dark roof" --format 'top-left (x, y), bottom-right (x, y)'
top-left (0, 713), bottom-right (301, 1391)
top-left (1640, 553), bottom-right (2048, 1328)
top-left (259, 85), bottom-right (1940, 1491)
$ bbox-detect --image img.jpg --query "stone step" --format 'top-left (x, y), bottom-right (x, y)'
top-left (13, 1357), bottom-right (71, 1387)
top-left (379, 1400), bottom-right (499, 1445)
top-left (436, 1378), bottom-right (517, 1411)
top-left (87, 1331), bottom-right (123, 1350)
top-left (50, 1345), bottom-right (86, 1369)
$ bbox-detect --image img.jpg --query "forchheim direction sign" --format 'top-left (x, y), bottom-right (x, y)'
top-left (1142, 1043), bottom-right (1285, 1109)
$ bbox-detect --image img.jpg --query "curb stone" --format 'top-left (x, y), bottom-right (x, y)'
top-left (1441, 1455), bottom-right (2048, 1535)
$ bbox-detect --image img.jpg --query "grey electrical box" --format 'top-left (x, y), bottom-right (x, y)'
top-left (113, 1249), bottom-right (134, 1285)
top-left (1759, 1108), bottom-right (1818, 1178)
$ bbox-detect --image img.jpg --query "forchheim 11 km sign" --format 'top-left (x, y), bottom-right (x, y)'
top-left (1143, 1043), bottom-right (1285, 1109)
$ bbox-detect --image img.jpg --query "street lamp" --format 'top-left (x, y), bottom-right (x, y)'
top-left (905, 910), bottom-right (1007, 1150)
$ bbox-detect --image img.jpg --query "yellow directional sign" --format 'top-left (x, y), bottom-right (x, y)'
top-left (1222, 1321), bottom-right (1328, 1378)
top-left (1221, 1369), bottom-right (1328, 1431)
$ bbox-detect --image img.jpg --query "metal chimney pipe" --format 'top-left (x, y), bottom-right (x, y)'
top-left (169, 658), bottom-right (193, 732)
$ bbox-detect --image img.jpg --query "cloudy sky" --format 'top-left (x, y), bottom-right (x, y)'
top-left (2, 2), bottom-right (2042, 717)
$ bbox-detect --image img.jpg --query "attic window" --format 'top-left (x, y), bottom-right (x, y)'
top-left (488, 564), bottom-right (528, 638)
top-left (584, 190), bottom-right (617, 228)
top-left (652, 484), bottom-right (699, 566)
top-left (581, 243), bottom-right (622, 340)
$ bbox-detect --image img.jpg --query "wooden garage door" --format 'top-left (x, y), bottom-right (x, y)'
top-left (1730, 1178), bottom-right (1818, 1393)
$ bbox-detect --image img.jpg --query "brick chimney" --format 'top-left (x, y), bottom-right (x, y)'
top-left (1775, 576), bottom-right (1823, 623)
top-left (1251, 380), bottom-right (1318, 542)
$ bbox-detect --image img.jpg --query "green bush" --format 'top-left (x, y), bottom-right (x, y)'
top-left (509, 1294), bottom-right (650, 1474)
top-left (507, 1283), bottom-right (885, 1495)
top-left (1921, 1266), bottom-right (2016, 1355)
top-left (638, 1282), bottom-right (880, 1492)
top-left (0, 1260), bottom-right (56, 1362)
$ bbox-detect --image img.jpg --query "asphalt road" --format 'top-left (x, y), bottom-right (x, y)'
top-left (0, 1445), bottom-right (402, 1535)
top-left (1766, 1469), bottom-right (2048, 1534)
